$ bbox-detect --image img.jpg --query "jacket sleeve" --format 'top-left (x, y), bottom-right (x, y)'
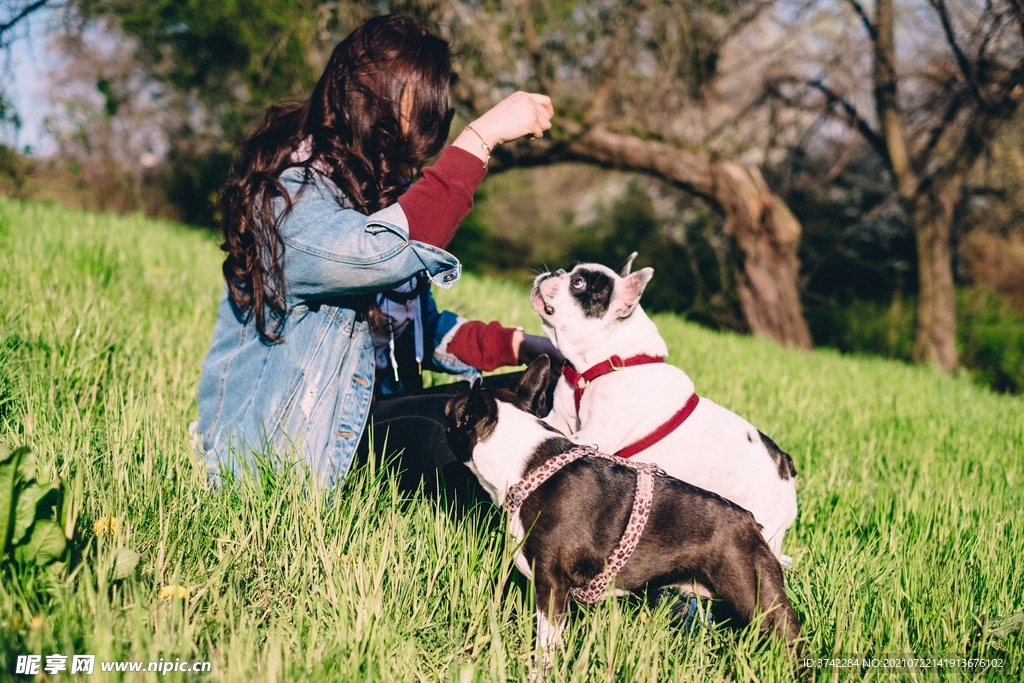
top-left (277, 169), bottom-right (461, 304)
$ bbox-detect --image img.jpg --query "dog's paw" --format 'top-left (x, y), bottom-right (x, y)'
top-left (528, 653), bottom-right (554, 681)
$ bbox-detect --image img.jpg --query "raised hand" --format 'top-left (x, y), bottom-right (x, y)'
top-left (453, 92), bottom-right (554, 163)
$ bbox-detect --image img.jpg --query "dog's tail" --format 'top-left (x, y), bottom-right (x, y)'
top-left (759, 431), bottom-right (797, 479)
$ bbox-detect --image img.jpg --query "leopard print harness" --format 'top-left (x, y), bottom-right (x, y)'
top-left (504, 445), bottom-right (666, 604)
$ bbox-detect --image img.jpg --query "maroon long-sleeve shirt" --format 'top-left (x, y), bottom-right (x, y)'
top-left (397, 146), bottom-right (519, 371)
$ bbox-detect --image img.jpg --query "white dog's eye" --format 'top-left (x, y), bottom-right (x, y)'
top-left (571, 276), bottom-right (586, 290)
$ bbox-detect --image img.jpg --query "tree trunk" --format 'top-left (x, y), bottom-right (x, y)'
top-left (910, 180), bottom-right (959, 371)
top-left (563, 125), bottom-right (813, 349)
top-left (870, 0), bottom-right (962, 373)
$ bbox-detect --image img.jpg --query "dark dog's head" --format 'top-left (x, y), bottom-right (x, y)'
top-left (445, 355), bottom-right (555, 462)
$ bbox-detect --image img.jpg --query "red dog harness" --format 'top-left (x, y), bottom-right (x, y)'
top-left (561, 355), bottom-right (700, 458)
top-left (505, 445), bottom-right (665, 604)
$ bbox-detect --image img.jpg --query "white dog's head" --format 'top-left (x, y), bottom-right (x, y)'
top-left (531, 253), bottom-right (665, 364)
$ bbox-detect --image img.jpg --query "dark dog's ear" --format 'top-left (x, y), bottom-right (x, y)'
top-left (618, 251), bottom-right (639, 277)
top-left (446, 378), bottom-right (492, 429)
top-left (466, 377), bottom-right (491, 422)
top-left (446, 378), bottom-right (498, 461)
top-left (515, 355), bottom-right (554, 416)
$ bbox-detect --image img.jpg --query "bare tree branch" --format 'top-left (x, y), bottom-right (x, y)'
top-left (719, 0), bottom-right (775, 42)
top-left (919, 87), bottom-right (970, 169)
top-left (949, 64), bottom-right (1024, 180)
top-left (518, 0), bottom-right (553, 95)
top-left (844, 0), bottom-right (877, 41)
top-left (928, 0), bottom-right (985, 104)
top-left (0, 0), bottom-right (50, 48)
top-left (1001, 0), bottom-right (1024, 43)
top-left (806, 78), bottom-right (889, 162)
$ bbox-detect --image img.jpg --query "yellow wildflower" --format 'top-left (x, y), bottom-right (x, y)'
top-left (29, 615), bottom-right (44, 630)
top-left (93, 516), bottom-right (119, 537)
top-left (159, 585), bottom-right (188, 600)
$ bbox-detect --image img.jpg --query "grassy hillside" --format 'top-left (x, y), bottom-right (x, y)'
top-left (1, 196), bottom-right (1022, 681)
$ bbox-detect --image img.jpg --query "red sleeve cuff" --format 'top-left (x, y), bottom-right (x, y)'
top-left (397, 146), bottom-right (487, 248)
top-left (447, 320), bottom-right (519, 371)
top-left (431, 145), bottom-right (488, 184)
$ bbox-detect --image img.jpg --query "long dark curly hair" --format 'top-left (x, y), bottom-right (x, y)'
top-left (220, 14), bottom-right (454, 342)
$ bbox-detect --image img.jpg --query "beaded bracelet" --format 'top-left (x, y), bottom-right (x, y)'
top-left (464, 124), bottom-right (491, 167)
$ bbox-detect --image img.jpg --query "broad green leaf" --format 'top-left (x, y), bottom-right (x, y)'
top-left (15, 520), bottom-right (66, 565)
top-left (14, 448), bottom-right (37, 483)
top-left (989, 612), bottom-right (1024, 639)
top-left (0, 447), bottom-right (24, 552)
top-left (0, 443), bottom-right (13, 464)
top-left (110, 547), bottom-right (140, 580)
top-left (11, 481), bottom-right (54, 547)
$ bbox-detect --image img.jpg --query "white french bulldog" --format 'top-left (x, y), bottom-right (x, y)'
top-left (531, 254), bottom-right (797, 558)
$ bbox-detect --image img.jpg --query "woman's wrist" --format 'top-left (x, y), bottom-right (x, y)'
top-left (452, 120), bottom-right (500, 165)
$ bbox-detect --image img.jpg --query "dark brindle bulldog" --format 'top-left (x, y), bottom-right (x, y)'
top-left (445, 357), bottom-right (801, 668)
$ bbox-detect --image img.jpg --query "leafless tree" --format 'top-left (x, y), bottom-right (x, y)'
top-left (768, 0), bottom-right (1024, 371)
top-left (44, 23), bottom-right (175, 212)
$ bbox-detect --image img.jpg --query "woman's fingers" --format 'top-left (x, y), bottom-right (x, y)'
top-left (471, 92), bottom-right (554, 146)
top-left (530, 93), bottom-right (554, 120)
top-left (528, 93), bottom-right (553, 138)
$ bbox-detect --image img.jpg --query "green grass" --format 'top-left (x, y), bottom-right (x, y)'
top-left (1, 195), bottom-right (1022, 682)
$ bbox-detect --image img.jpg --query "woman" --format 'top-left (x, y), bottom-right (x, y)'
top-left (196, 15), bottom-right (553, 486)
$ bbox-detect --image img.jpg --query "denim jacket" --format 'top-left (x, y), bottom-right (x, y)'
top-left (197, 167), bottom-right (461, 486)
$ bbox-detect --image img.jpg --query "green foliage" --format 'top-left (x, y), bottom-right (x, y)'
top-left (76, 0), bottom-right (327, 140)
top-left (0, 91), bottom-right (26, 189)
top-left (0, 444), bottom-right (69, 568)
top-left (2, 196), bottom-right (1023, 680)
top-left (442, 190), bottom-right (495, 274)
top-left (958, 289), bottom-right (1024, 394)
top-left (806, 289), bottom-right (1024, 394)
top-left (0, 143), bottom-right (28, 196)
top-left (162, 149), bottom-right (233, 227)
top-left (805, 294), bottom-right (917, 361)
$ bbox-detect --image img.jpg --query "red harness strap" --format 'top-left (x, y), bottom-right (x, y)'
top-left (561, 354), bottom-right (665, 412)
top-left (561, 354), bottom-right (700, 459)
top-left (615, 392), bottom-right (699, 458)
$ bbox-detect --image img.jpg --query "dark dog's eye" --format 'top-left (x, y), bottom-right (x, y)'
top-left (571, 276), bottom-right (586, 290)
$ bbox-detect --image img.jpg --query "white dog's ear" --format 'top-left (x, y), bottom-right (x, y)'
top-left (613, 267), bottom-right (653, 318)
top-left (618, 251), bottom-right (639, 277)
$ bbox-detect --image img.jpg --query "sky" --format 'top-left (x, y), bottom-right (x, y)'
top-left (3, 8), bottom-right (57, 156)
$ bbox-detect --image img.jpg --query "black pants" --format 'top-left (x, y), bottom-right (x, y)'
top-left (354, 373), bottom-right (522, 504)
